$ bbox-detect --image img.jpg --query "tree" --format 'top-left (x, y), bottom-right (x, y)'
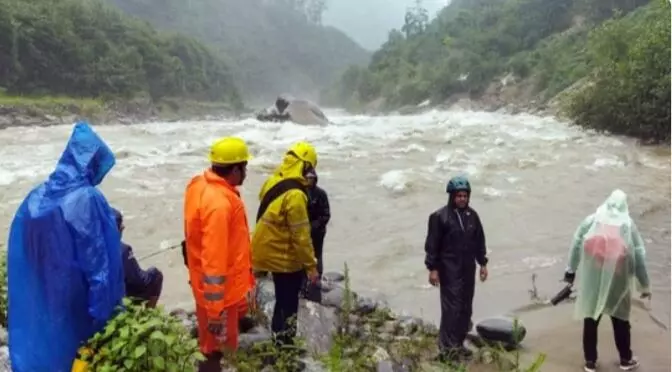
top-left (402, 0), bottom-right (429, 38)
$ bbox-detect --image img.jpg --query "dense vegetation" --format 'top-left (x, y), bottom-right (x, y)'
top-left (0, 0), bottom-right (242, 107)
top-left (106, 0), bottom-right (371, 102)
top-left (322, 0), bottom-right (670, 142)
top-left (564, 0), bottom-right (670, 142)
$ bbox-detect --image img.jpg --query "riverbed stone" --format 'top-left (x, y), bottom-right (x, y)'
top-left (0, 346), bottom-right (9, 372)
top-left (354, 296), bottom-right (378, 315)
top-left (322, 272), bottom-right (345, 283)
top-left (298, 300), bottom-right (338, 354)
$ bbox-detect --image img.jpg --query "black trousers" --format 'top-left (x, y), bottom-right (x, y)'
top-left (583, 316), bottom-right (632, 362)
top-left (438, 263), bottom-right (476, 351)
top-left (271, 270), bottom-right (305, 347)
top-left (198, 351), bottom-right (223, 372)
top-left (301, 230), bottom-right (325, 303)
top-left (311, 229), bottom-right (325, 276)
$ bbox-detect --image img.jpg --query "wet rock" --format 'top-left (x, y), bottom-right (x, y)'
top-left (354, 296), bottom-right (378, 315)
top-left (239, 328), bottom-right (273, 350)
top-left (0, 346), bottom-right (9, 372)
top-left (319, 281), bottom-right (336, 293)
top-left (397, 316), bottom-right (425, 334)
top-left (301, 356), bottom-right (328, 372)
top-left (322, 272), bottom-right (345, 283)
top-left (321, 286), bottom-right (346, 309)
top-left (376, 360), bottom-right (395, 372)
top-left (0, 328), bottom-right (7, 346)
top-left (298, 300), bottom-right (338, 354)
top-left (475, 317), bottom-right (527, 349)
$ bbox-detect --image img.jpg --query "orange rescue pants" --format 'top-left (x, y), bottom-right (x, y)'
top-left (196, 298), bottom-right (249, 354)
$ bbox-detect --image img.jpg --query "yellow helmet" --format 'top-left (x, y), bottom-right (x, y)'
top-left (287, 141), bottom-right (317, 168)
top-left (208, 137), bottom-right (252, 165)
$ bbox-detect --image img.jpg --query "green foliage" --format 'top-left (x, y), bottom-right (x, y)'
top-left (325, 0), bottom-right (665, 144)
top-left (0, 0), bottom-right (241, 107)
top-left (323, 263), bottom-right (546, 371)
top-left (0, 248), bottom-right (7, 329)
top-left (565, 0), bottom-right (670, 143)
top-left (81, 298), bottom-right (205, 372)
top-left (324, 0), bottom-right (579, 108)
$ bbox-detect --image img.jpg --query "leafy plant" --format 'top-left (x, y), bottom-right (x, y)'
top-left (81, 298), bottom-right (204, 372)
top-left (565, 0), bottom-right (670, 143)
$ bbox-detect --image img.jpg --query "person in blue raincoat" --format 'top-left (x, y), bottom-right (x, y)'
top-left (7, 121), bottom-right (125, 372)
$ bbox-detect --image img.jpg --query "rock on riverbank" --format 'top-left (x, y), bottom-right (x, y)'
top-left (169, 271), bottom-right (443, 371)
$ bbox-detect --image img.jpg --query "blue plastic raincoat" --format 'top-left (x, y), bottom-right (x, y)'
top-left (7, 121), bottom-right (125, 372)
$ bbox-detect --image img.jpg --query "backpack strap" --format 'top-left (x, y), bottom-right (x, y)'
top-left (256, 179), bottom-right (306, 223)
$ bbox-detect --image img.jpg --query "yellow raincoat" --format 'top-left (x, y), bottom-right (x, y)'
top-left (252, 153), bottom-right (317, 273)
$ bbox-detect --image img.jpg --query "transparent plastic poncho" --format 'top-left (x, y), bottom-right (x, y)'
top-left (567, 189), bottom-right (650, 321)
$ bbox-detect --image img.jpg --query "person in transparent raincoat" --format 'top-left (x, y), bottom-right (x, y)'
top-left (563, 189), bottom-right (651, 372)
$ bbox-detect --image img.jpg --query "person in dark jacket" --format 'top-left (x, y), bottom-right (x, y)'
top-left (423, 175), bottom-right (489, 362)
top-left (112, 208), bottom-right (164, 308)
top-left (303, 169), bottom-right (330, 302)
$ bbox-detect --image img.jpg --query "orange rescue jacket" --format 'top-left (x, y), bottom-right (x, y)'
top-left (183, 169), bottom-right (253, 319)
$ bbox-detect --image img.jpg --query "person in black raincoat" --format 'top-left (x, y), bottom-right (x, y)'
top-left (112, 208), bottom-right (164, 308)
top-left (423, 175), bottom-right (489, 361)
top-left (303, 169), bottom-right (330, 302)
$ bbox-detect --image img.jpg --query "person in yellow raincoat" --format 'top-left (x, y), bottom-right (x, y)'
top-left (252, 141), bottom-right (319, 353)
top-left (562, 189), bottom-right (650, 372)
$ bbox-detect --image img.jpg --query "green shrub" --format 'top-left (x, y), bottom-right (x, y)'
top-left (565, 0), bottom-right (671, 143)
top-left (81, 298), bottom-right (205, 372)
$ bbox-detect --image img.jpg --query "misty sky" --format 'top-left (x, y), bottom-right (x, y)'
top-left (322, 0), bottom-right (448, 50)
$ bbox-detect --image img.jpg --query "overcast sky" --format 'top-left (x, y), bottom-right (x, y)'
top-left (322, 0), bottom-right (448, 50)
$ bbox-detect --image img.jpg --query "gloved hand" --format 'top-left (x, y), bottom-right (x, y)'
top-left (563, 271), bottom-right (575, 284)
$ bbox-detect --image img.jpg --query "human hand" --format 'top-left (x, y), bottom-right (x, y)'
top-left (246, 286), bottom-right (258, 312)
top-left (479, 266), bottom-right (488, 282)
top-left (428, 270), bottom-right (440, 287)
top-left (207, 312), bottom-right (227, 342)
top-left (306, 269), bottom-right (320, 284)
top-left (563, 271), bottom-right (575, 285)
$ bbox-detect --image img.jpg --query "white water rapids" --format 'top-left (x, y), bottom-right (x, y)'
top-left (0, 109), bottom-right (669, 328)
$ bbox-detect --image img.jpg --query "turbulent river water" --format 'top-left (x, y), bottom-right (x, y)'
top-left (0, 109), bottom-right (669, 329)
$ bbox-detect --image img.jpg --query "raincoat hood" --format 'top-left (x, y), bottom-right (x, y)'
top-left (49, 122), bottom-right (116, 189)
top-left (7, 121), bottom-right (124, 371)
top-left (258, 152), bottom-right (310, 199)
top-left (566, 188), bottom-right (650, 322)
top-left (594, 189), bottom-right (630, 225)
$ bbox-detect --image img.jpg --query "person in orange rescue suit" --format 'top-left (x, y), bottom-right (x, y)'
top-left (183, 137), bottom-right (255, 372)
top-left (252, 141), bottom-right (320, 353)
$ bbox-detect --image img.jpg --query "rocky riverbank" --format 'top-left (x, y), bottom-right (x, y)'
top-left (0, 97), bottom-right (249, 130)
top-left (0, 267), bottom-right (536, 372)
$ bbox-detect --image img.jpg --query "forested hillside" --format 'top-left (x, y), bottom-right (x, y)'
top-left (0, 0), bottom-right (242, 108)
top-left (323, 0), bottom-right (670, 142)
top-left (106, 0), bottom-right (371, 102)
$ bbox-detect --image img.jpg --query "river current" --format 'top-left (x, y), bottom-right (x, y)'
top-left (0, 109), bottom-right (669, 328)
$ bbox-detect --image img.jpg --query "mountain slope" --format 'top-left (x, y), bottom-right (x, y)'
top-left (106, 0), bottom-right (371, 102)
top-left (0, 0), bottom-right (241, 106)
top-left (322, 0), bottom-right (669, 142)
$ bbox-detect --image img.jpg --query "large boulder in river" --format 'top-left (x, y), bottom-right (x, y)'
top-left (285, 99), bottom-right (330, 126)
top-left (256, 95), bottom-right (330, 126)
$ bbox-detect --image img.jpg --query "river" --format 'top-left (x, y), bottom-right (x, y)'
top-left (0, 109), bottom-right (669, 330)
